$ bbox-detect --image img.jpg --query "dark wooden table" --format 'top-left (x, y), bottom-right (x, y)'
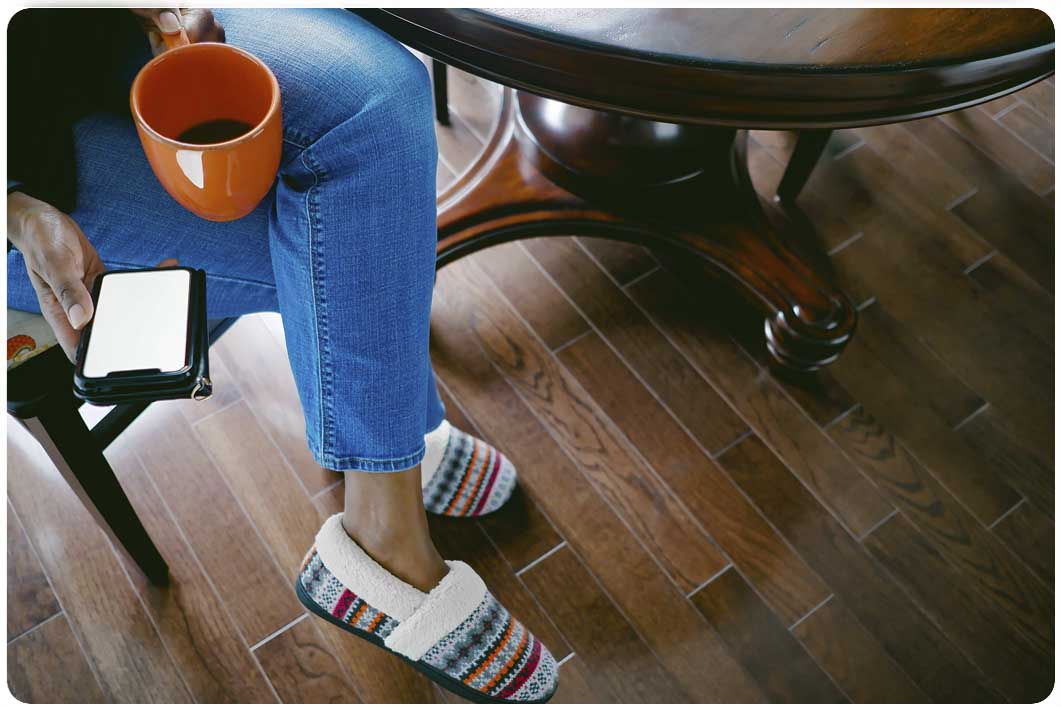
top-left (359, 9), bottom-right (1053, 370)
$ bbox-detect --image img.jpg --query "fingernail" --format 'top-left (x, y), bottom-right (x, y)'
top-left (68, 304), bottom-right (87, 329)
top-left (158, 11), bottom-right (181, 34)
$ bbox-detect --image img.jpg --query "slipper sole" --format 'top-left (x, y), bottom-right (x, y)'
top-left (295, 577), bottom-right (557, 704)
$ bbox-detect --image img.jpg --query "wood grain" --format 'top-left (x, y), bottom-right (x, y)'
top-left (716, 434), bottom-right (998, 702)
top-left (690, 568), bottom-right (847, 702)
top-left (519, 545), bottom-right (686, 702)
top-left (626, 268), bottom-right (895, 536)
top-left (522, 236), bottom-right (751, 457)
top-left (7, 501), bottom-right (60, 641)
top-left (7, 422), bottom-right (191, 702)
top-left (863, 512), bottom-right (1052, 702)
top-left (7, 614), bottom-right (105, 703)
top-left (107, 441), bottom-right (279, 703)
top-left (791, 598), bottom-right (928, 703)
top-left (469, 241), bottom-right (591, 351)
top-left (213, 316), bottom-right (333, 495)
top-left (558, 329), bottom-right (829, 624)
top-left (255, 616), bottom-right (363, 703)
top-left (829, 407), bottom-right (1052, 652)
top-left (449, 256), bottom-right (729, 594)
top-left (993, 501), bottom-right (1054, 585)
top-left (125, 404), bottom-right (303, 645)
top-left (431, 262), bottom-right (764, 702)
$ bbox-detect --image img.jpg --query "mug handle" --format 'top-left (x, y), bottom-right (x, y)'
top-left (161, 26), bottom-right (191, 51)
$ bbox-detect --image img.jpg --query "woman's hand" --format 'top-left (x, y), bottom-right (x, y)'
top-left (131, 8), bottom-right (225, 55)
top-left (8, 193), bottom-right (105, 361)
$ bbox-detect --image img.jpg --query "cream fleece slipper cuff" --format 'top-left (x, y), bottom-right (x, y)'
top-left (298, 515), bottom-right (559, 703)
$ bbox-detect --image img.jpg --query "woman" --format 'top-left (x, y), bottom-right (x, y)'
top-left (7, 8), bottom-right (558, 703)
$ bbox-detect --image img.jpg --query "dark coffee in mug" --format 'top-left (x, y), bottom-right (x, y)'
top-left (176, 119), bottom-right (253, 145)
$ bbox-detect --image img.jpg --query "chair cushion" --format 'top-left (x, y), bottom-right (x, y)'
top-left (7, 309), bottom-right (59, 370)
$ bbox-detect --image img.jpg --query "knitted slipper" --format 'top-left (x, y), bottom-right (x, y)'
top-left (422, 421), bottom-right (518, 517)
top-left (296, 514), bottom-right (558, 703)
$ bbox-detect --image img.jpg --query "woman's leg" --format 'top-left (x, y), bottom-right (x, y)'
top-left (9, 9), bottom-right (449, 589)
top-left (216, 8), bottom-right (448, 588)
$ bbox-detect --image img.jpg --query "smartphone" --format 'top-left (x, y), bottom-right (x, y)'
top-left (73, 267), bottom-right (211, 405)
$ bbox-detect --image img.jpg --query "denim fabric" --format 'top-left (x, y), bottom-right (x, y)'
top-left (7, 9), bottom-right (446, 471)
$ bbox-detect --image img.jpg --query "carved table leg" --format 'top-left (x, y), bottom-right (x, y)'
top-left (436, 90), bottom-right (856, 370)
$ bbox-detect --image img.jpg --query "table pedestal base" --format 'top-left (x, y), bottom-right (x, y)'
top-left (436, 90), bottom-right (856, 371)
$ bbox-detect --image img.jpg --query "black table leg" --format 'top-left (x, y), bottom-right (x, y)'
top-left (20, 397), bottom-right (169, 585)
top-left (432, 59), bottom-right (450, 126)
top-left (776, 129), bottom-right (833, 204)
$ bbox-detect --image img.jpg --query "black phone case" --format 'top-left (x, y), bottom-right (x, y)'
top-left (73, 267), bottom-right (212, 406)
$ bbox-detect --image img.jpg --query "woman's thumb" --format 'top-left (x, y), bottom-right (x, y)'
top-left (154, 10), bottom-right (183, 34)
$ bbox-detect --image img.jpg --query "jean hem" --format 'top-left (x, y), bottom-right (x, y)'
top-left (313, 443), bottom-right (426, 473)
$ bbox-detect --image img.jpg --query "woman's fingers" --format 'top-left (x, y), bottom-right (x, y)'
top-left (49, 269), bottom-right (95, 330)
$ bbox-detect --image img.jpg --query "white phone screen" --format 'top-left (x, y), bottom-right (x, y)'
top-left (82, 269), bottom-right (191, 378)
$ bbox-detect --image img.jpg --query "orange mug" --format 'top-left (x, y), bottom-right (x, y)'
top-left (130, 29), bottom-right (282, 222)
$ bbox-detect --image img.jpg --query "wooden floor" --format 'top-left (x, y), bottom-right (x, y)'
top-left (7, 66), bottom-right (1054, 703)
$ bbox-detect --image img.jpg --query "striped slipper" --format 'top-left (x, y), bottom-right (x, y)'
top-left (422, 420), bottom-right (517, 517)
top-left (296, 514), bottom-right (559, 703)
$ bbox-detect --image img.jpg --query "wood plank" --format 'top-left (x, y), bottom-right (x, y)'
top-left (966, 253), bottom-right (1053, 355)
top-left (453, 256), bottom-right (730, 594)
top-left (999, 103), bottom-right (1054, 161)
top-left (791, 597), bottom-right (928, 703)
top-left (855, 121), bottom-right (976, 207)
top-left (213, 315), bottom-right (333, 495)
top-left (1016, 79), bottom-right (1054, 122)
top-left (831, 228), bottom-right (1053, 460)
top-left (905, 115), bottom-right (1053, 291)
top-left (519, 545), bottom-right (687, 702)
top-left (7, 614), bottom-right (105, 703)
top-left (993, 501), bottom-right (1054, 585)
top-left (550, 655), bottom-right (606, 703)
top-left (964, 401), bottom-right (1052, 511)
top-left (863, 513), bottom-right (1052, 702)
top-left (255, 616), bottom-right (363, 703)
top-left (576, 236), bottom-right (658, 286)
top-left (811, 132), bottom-right (994, 268)
top-left (317, 623), bottom-right (442, 703)
top-left (126, 404), bottom-right (303, 644)
top-left (431, 263), bottom-right (764, 702)
top-left (470, 241), bottom-right (591, 351)
top-left (940, 106), bottom-right (1054, 195)
top-left (558, 330), bottom-right (830, 624)
top-left (829, 406), bottom-right (1052, 652)
top-left (716, 434), bottom-right (998, 702)
top-left (192, 400), bottom-right (322, 576)
top-left (661, 256), bottom-right (859, 429)
top-left (7, 423), bottom-right (192, 702)
top-left (828, 305), bottom-right (1022, 525)
top-left (107, 441), bottom-right (279, 703)
top-left (521, 236), bottom-right (751, 456)
top-left (627, 269), bottom-right (894, 536)
top-left (7, 500), bottom-right (60, 641)
top-left (690, 568), bottom-right (847, 703)
top-left (839, 299), bottom-right (985, 430)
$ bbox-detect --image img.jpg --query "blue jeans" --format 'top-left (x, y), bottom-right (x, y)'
top-left (7, 9), bottom-right (446, 472)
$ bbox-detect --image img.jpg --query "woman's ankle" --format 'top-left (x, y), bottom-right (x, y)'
top-left (340, 465), bottom-right (449, 591)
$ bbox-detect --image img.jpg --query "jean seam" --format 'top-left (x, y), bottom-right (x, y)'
top-left (301, 147), bottom-right (334, 463)
top-left (314, 442), bottom-right (427, 473)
